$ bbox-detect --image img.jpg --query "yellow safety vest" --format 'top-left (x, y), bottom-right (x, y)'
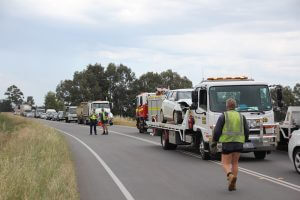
top-left (219, 110), bottom-right (245, 143)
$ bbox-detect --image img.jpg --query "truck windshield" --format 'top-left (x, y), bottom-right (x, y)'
top-left (177, 91), bottom-right (192, 100)
top-left (209, 85), bottom-right (272, 113)
top-left (93, 103), bottom-right (110, 109)
top-left (69, 108), bottom-right (77, 114)
top-left (292, 112), bottom-right (300, 125)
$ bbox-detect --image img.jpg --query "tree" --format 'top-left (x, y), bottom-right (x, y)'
top-left (44, 91), bottom-right (64, 111)
top-left (271, 85), bottom-right (297, 121)
top-left (4, 85), bottom-right (24, 106)
top-left (160, 69), bottom-right (193, 89)
top-left (0, 99), bottom-right (13, 112)
top-left (105, 63), bottom-right (137, 117)
top-left (26, 96), bottom-right (35, 106)
top-left (293, 83), bottom-right (300, 106)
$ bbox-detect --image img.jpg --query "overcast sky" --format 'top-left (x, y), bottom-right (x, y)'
top-left (0, 0), bottom-right (299, 105)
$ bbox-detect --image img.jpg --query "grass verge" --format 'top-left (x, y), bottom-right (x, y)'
top-left (113, 116), bottom-right (136, 127)
top-left (0, 113), bottom-right (79, 200)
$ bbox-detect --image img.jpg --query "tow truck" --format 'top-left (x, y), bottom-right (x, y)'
top-left (278, 106), bottom-right (300, 146)
top-left (144, 76), bottom-right (282, 160)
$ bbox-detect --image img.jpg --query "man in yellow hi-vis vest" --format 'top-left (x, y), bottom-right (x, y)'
top-left (100, 108), bottom-right (109, 135)
top-left (213, 98), bottom-right (249, 191)
top-left (89, 110), bottom-right (98, 135)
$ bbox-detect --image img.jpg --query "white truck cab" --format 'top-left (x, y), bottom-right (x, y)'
top-left (191, 77), bottom-right (279, 159)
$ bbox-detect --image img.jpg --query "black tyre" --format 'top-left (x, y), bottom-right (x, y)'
top-left (254, 151), bottom-right (266, 160)
top-left (173, 111), bottom-right (183, 124)
top-left (199, 138), bottom-right (211, 160)
top-left (160, 110), bottom-right (167, 123)
top-left (161, 130), bottom-right (177, 150)
top-left (293, 149), bottom-right (300, 174)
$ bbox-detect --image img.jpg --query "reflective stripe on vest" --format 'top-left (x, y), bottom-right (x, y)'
top-left (90, 114), bottom-right (97, 120)
top-left (219, 110), bottom-right (245, 143)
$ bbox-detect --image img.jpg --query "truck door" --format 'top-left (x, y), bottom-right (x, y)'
top-left (198, 89), bottom-right (209, 134)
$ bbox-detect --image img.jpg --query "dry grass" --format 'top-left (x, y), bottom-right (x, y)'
top-left (113, 116), bottom-right (136, 127)
top-left (0, 113), bottom-right (79, 200)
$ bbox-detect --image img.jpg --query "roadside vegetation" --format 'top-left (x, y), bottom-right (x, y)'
top-left (113, 116), bottom-right (136, 127)
top-left (0, 113), bottom-right (79, 200)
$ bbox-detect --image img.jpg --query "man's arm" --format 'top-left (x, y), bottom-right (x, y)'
top-left (213, 114), bottom-right (225, 142)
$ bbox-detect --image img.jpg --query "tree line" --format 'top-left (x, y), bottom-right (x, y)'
top-left (49, 63), bottom-right (192, 117)
top-left (0, 85), bottom-right (35, 112)
top-left (1, 63), bottom-right (300, 121)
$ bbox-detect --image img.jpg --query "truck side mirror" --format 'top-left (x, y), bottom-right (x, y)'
top-left (191, 90), bottom-right (198, 110)
top-left (276, 87), bottom-right (283, 107)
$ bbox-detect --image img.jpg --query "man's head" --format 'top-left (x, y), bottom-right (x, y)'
top-left (226, 98), bottom-right (236, 110)
top-left (101, 108), bottom-right (104, 112)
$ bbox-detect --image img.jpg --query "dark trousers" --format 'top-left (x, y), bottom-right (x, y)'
top-left (90, 120), bottom-right (97, 134)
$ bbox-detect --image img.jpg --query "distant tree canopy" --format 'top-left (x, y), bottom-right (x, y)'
top-left (55, 63), bottom-right (193, 117)
top-left (270, 85), bottom-right (300, 121)
top-left (26, 96), bottom-right (35, 106)
top-left (4, 85), bottom-right (24, 106)
top-left (44, 91), bottom-right (64, 111)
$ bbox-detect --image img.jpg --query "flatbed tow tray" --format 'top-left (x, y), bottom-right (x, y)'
top-left (146, 121), bottom-right (186, 131)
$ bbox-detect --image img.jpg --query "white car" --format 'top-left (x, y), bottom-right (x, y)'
top-left (160, 89), bottom-right (193, 124)
top-left (288, 129), bottom-right (300, 174)
top-left (40, 113), bottom-right (47, 119)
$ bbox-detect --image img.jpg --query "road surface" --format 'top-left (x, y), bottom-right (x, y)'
top-left (39, 119), bottom-right (300, 200)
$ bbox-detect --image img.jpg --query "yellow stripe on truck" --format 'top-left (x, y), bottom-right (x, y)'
top-left (148, 107), bottom-right (160, 111)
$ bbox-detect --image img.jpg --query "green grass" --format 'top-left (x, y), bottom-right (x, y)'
top-left (0, 113), bottom-right (79, 200)
top-left (113, 116), bottom-right (136, 127)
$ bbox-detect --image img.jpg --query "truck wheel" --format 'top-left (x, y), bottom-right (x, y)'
top-left (160, 110), bottom-right (167, 123)
top-left (199, 139), bottom-right (211, 160)
top-left (173, 111), bottom-right (183, 124)
top-left (293, 149), bottom-right (300, 174)
top-left (161, 130), bottom-right (177, 150)
top-left (254, 151), bottom-right (266, 160)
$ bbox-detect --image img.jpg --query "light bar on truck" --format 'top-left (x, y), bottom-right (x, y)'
top-left (206, 76), bottom-right (249, 81)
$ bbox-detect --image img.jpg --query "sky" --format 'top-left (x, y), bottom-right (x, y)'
top-left (0, 0), bottom-right (300, 105)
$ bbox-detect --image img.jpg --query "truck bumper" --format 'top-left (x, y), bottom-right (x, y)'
top-left (242, 136), bottom-right (277, 152)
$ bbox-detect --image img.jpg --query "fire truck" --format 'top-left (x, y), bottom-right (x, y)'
top-left (136, 93), bottom-right (156, 133)
top-left (142, 77), bottom-right (283, 160)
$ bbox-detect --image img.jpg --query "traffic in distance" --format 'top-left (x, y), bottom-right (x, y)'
top-left (15, 76), bottom-right (300, 174)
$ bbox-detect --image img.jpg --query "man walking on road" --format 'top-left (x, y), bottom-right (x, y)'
top-left (89, 110), bottom-right (98, 135)
top-left (100, 108), bottom-right (109, 135)
top-left (212, 98), bottom-right (249, 191)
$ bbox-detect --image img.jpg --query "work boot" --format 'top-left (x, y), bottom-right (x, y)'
top-left (233, 177), bottom-right (237, 190)
top-left (227, 173), bottom-right (237, 191)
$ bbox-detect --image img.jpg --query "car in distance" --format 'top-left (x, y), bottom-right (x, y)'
top-left (288, 129), bottom-right (300, 174)
top-left (56, 111), bottom-right (65, 121)
top-left (40, 113), bottom-right (47, 119)
top-left (46, 109), bottom-right (57, 120)
top-left (160, 88), bottom-right (193, 124)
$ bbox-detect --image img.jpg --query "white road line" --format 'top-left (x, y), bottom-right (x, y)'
top-left (178, 150), bottom-right (300, 192)
top-left (109, 130), bottom-right (300, 193)
top-left (55, 128), bottom-right (135, 200)
top-left (110, 130), bottom-right (161, 146)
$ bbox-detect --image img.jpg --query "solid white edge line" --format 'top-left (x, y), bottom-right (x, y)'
top-left (110, 130), bottom-right (161, 146)
top-left (55, 128), bottom-right (135, 200)
top-left (109, 130), bottom-right (300, 193)
top-left (178, 150), bottom-right (300, 192)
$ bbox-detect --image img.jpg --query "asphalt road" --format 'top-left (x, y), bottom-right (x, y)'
top-left (38, 119), bottom-right (300, 200)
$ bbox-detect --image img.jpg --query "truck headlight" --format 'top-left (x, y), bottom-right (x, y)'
top-left (247, 119), bottom-right (260, 129)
